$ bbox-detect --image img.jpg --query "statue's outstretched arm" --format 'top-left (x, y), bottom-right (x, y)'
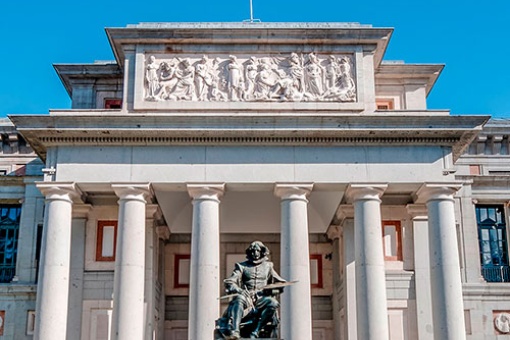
top-left (224, 262), bottom-right (243, 294)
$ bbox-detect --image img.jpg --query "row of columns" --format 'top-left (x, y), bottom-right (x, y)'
top-left (33, 181), bottom-right (466, 340)
top-left (35, 183), bottom-right (152, 340)
top-left (333, 183), bottom-right (466, 340)
top-left (33, 182), bottom-right (316, 340)
top-left (188, 184), bottom-right (314, 340)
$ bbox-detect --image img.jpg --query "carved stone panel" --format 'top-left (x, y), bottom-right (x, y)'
top-left (494, 312), bottom-right (510, 334)
top-left (143, 53), bottom-right (356, 103)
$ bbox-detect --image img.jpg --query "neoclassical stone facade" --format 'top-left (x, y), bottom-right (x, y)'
top-left (0, 22), bottom-right (509, 340)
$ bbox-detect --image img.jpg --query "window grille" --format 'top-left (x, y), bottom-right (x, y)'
top-left (476, 205), bottom-right (510, 282)
top-left (0, 205), bottom-right (21, 283)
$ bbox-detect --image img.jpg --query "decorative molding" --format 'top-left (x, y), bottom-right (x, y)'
top-left (39, 135), bottom-right (461, 146)
top-left (144, 53), bottom-right (356, 103)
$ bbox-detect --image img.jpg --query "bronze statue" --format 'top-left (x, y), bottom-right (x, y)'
top-left (215, 241), bottom-right (287, 339)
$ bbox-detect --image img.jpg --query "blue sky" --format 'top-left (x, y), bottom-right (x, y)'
top-left (1, 0), bottom-right (509, 118)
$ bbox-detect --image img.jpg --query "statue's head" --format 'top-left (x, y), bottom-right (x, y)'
top-left (246, 241), bottom-right (269, 261)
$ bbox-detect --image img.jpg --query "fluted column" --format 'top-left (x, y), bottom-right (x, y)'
top-left (111, 184), bottom-right (151, 340)
top-left (416, 184), bottom-right (466, 340)
top-left (346, 184), bottom-right (389, 340)
top-left (35, 183), bottom-right (80, 340)
top-left (187, 184), bottom-right (224, 340)
top-left (274, 184), bottom-right (313, 340)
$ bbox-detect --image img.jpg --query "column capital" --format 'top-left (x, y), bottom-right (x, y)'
top-left (326, 225), bottom-right (341, 240)
top-left (336, 204), bottom-right (354, 223)
top-left (112, 183), bottom-right (152, 203)
top-left (187, 183), bottom-right (225, 202)
top-left (36, 182), bottom-right (82, 203)
top-left (146, 204), bottom-right (159, 219)
top-left (345, 183), bottom-right (387, 203)
top-left (415, 183), bottom-right (462, 204)
top-left (406, 204), bottom-right (428, 220)
top-left (156, 226), bottom-right (171, 241)
top-left (72, 204), bottom-right (92, 218)
top-left (274, 183), bottom-right (313, 201)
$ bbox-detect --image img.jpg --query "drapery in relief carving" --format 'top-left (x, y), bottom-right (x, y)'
top-left (144, 53), bottom-right (357, 103)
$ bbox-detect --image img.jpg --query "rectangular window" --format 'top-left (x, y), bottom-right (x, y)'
top-left (174, 254), bottom-right (191, 288)
top-left (104, 99), bottom-right (122, 109)
top-left (310, 254), bottom-right (323, 288)
top-left (0, 205), bottom-right (21, 283)
top-left (476, 205), bottom-right (510, 282)
top-left (96, 221), bottom-right (117, 262)
top-left (376, 99), bottom-right (394, 110)
top-left (382, 221), bottom-right (402, 261)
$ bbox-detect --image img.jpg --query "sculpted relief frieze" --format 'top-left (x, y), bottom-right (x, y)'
top-left (144, 53), bottom-right (356, 103)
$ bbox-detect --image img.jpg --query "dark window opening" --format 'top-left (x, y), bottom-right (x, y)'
top-left (476, 205), bottom-right (510, 282)
top-left (0, 205), bottom-right (21, 283)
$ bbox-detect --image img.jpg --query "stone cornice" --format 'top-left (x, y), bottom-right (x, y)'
top-left (105, 23), bottom-right (393, 67)
top-left (10, 114), bottom-right (488, 161)
top-left (53, 63), bottom-right (122, 97)
top-left (375, 63), bottom-right (444, 96)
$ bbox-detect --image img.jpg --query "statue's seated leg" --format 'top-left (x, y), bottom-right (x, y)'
top-left (216, 295), bottom-right (250, 339)
top-left (250, 296), bottom-right (279, 338)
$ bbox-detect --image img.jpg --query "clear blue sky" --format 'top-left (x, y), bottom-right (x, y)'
top-left (1, 0), bottom-right (509, 118)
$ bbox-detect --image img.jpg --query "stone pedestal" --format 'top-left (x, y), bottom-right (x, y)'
top-left (275, 184), bottom-right (313, 340)
top-left (111, 184), bottom-right (151, 340)
top-left (187, 184), bottom-right (224, 340)
top-left (34, 183), bottom-right (79, 340)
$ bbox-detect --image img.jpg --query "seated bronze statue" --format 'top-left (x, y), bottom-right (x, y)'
top-left (215, 241), bottom-right (287, 339)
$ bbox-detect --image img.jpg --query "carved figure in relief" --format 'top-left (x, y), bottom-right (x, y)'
top-left (143, 53), bottom-right (356, 103)
top-left (322, 56), bottom-right (356, 102)
top-left (244, 57), bottom-right (259, 100)
top-left (169, 58), bottom-right (195, 101)
top-left (195, 56), bottom-right (214, 101)
top-left (227, 55), bottom-right (244, 101)
top-left (325, 55), bottom-right (340, 90)
top-left (215, 241), bottom-right (287, 339)
top-left (288, 53), bottom-right (305, 94)
top-left (157, 61), bottom-right (178, 100)
top-left (145, 55), bottom-right (160, 100)
top-left (254, 63), bottom-right (277, 100)
top-left (304, 53), bottom-right (325, 100)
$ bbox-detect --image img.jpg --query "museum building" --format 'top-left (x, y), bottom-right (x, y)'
top-left (0, 22), bottom-right (509, 339)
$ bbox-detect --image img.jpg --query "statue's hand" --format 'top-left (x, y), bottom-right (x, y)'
top-left (226, 286), bottom-right (243, 295)
top-left (262, 288), bottom-right (283, 296)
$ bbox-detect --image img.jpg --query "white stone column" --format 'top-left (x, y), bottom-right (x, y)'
top-left (407, 204), bottom-right (434, 339)
top-left (111, 184), bottom-right (151, 340)
top-left (338, 205), bottom-right (357, 340)
top-left (346, 184), bottom-right (389, 340)
top-left (34, 183), bottom-right (79, 340)
top-left (67, 204), bottom-right (91, 340)
top-left (187, 184), bottom-right (224, 340)
top-left (274, 184), bottom-right (313, 340)
top-left (417, 184), bottom-right (466, 340)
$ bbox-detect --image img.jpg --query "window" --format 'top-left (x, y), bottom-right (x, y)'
top-left (476, 205), bottom-right (510, 282)
top-left (0, 205), bottom-right (21, 283)
top-left (310, 254), bottom-right (323, 288)
top-left (174, 254), bottom-right (191, 288)
top-left (376, 98), bottom-right (394, 110)
top-left (96, 221), bottom-right (117, 262)
top-left (104, 99), bottom-right (122, 109)
top-left (382, 221), bottom-right (402, 261)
